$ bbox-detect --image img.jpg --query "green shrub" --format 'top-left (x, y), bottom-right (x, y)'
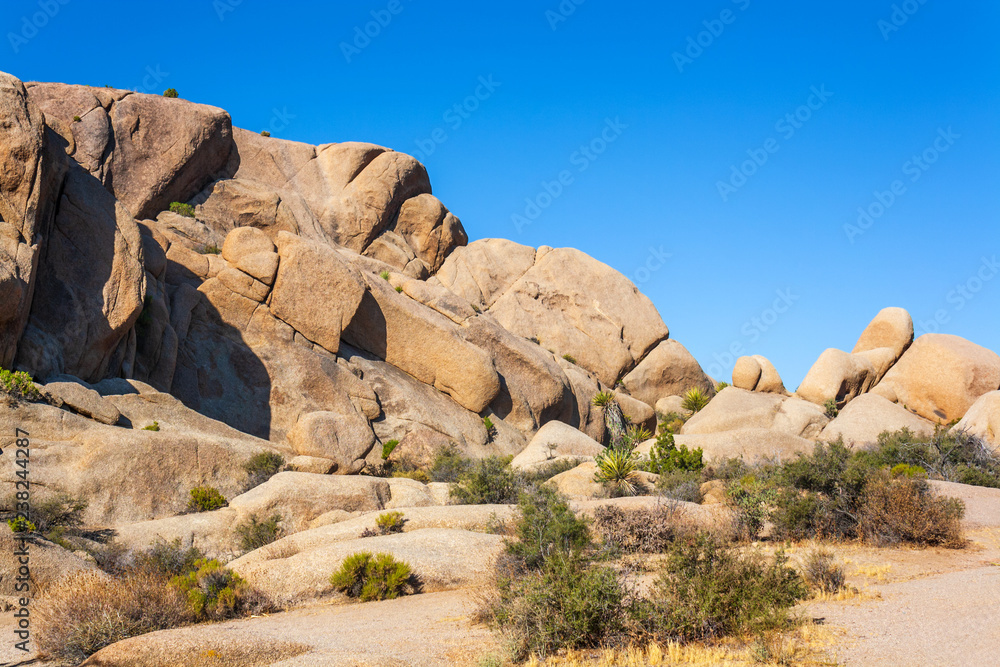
top-left (187, 486), bottom-right (227, 513)
top-left (521, 457), bottom-right (582, 485)
top-left (163, 88), bottom-right (179, 98)
top-left (623, 424), bottom-right (653, 447)
top-left (482, 415), bottom-right (497, 440)
top-left (450, 456), bottom-right (523, 505)
top-left (593, 446), bottom-right (642, 497)
top-left (243, 451), bottom-right (285, 490)
top-left (375, 511), bottom-right (406, 535)
top-left (392, 469), bottom-right (430, 483)
top-left (655, 469), bottom-right (703, 503)
top-left (73, 115), bottom-right (82, 122)
top-left (143, 421), bottom-right (160, 431)
top-left (235, 513), bottom-right (282, 552)
top-left (715, 381), bottom-right (730, 392)
top-left (859, 428), bottom-right (1000, 488)
top-left (506, 485), bottom-right (590, 569)
top-left (428, 445), bottom-right (473, 483)
top-left (727, 477), bottom-right (777, 540)
top-left (137, 538), bottom-right (205, 578)
top-left (329, 551), bottom-right (417, 601)
top-left (202, 244), bottom-right (221, 255)
top-left (484, 552), bottom-right (628, 661)
top-left (644, 429), bottom-right (704, 475)
top-left (802, 549), bottom-right (845, 594)
top-left (823, 398), bottom-right (840, 418)
top-left (168, 201), bottom-right (195, 217)
top-left (591, 391), bottom-right (615, 408)
top-left (395, 285), bottom-right (403, 293)
top-left (260, 130), bottom-right (271, 137)
top-left (8, 516), bottom-right (36, 533)
top-left (641, 534), bottom-right (807, 641)
top-left (681, 387), bottom-right (710, 414)
top-left (170, 558), bottom-right (254, 621)
top-left (29, 493), bottom-right (86, 535)
top-left (379, 270), bottom-right (390, 280)
top-left (562, 353), bottom-right (577, 364)
top-left (0, 368), bottom-right (40, 400)
top-left (381, 439), bottom-right (399, 461)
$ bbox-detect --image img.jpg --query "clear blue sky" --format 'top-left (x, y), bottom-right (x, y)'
top-left (7, 0), bottom-right (999, 388)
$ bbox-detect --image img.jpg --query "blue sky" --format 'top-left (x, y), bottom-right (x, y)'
top-left (6, 0), bottom-right (999, 387)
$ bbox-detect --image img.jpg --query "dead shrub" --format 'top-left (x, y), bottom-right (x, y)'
top-left (802, 548), bottom-right (845, 594)
top-left (858, 470), bottom-right (965, 548)
top-left (592, 501), bottom-right (690, 554)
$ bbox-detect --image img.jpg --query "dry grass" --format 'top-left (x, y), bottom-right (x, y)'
top-left (518, 625), bottom-right (838, 666)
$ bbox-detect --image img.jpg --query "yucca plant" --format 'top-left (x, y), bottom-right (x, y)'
top-left (594, 447), bottom-right (641, 497)
top-left (592, 391), bottom-right (627, 448)
top-left (623, 424), bottom-right (653, 448)
top-left (681, 387), bottom-right (710, 414)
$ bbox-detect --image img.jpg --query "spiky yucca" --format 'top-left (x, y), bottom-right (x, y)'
top-left (594, 447), bottom-right (641, 496)
top-left (681, 387), bottom-right (710, 414)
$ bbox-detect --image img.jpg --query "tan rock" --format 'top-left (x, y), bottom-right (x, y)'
top-left (217, 267), bottom-right (270, 302)
top-left (343, 271), bottom-right (500, 413)
top-left (853, 306), bottom-right (913, 358)
top-left (620, 339), bottom-right (713, 407)
top-left (675, 428), bottom-right (815, 463)
top-left (270, 232), bottom-right (366, 354)
top-left (732, 356), bottom-right (762, 391)
top-left (394, 193), bottom-right (468, 272)
top-left (510, 421), bottom-right (604, 471)
top-left (362, 230), bottom-right (430, 279)
top-left (44, 380), bottom-right (121, 425)
top-left (192, 177), bottom-right (303, 240)
top-left (557, 358), bottom-right (608, 443)
top-left (654, 395), bottom-right (690, 419)
top-left (287, 411), bottom-right (376, 474)
top-left (681, 387), bottom-right (828, 439)
top-left (435, 238), bottom-right (537, 309)
top-left (235, 251), bottom-right (279, 285)
top-left (288, 455), bottom-right (336, 474)
top-left (400, 277), bottom-right (477, 325)
top-left (230, 528), bottom-right (503, 602)
top-left (616, 392), bottom-right (657, 432)
top-left (871, 334), bottom-right (1000, 422)
top-left (954, 390), bottom-right (1000, 453)
top-left (384, 478), bottom-right (436, 509)
top-left (819, 393), bottom-right (935, 447)
top-left (221, 226), bottom-right (275, 264)
top-left (546, 461), bottom-right (659, 499)
top-left (796, 348), bottom-right (882, 407)
top-left (488, 247), bottom-right (669, 386)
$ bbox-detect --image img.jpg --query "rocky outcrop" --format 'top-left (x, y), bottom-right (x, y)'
top-left (819, 393), bottom-right (935, 446)
top-left (954, 391), bottom-right (1000, 452)
top-left (620, 339), bottom-right (713, 407)
top-left (871, 334), bottom-right (1000, 423)
top-left (681, 387), bottom-right (829, 440)
top-left (732, 355), bottom-right (786, 394)
top-left (509, 420), bottom-right (604, 471)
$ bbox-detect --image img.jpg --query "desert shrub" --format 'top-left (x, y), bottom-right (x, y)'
top-left (243, 450), bottom-right (285, 490)
top-left (484, 551), bottom-right (629, 660)
top-left (168, 201), bottom-right (194, 217)
top-left (137, 538), bottom-right (205, 578)
top-left (482, 415), bottom-right (497, 440)
top-left (329, 551), bottom-right (418, 601)
top-left (0, 368), bottom-right (40, 400)
top-left (592, 503), bottom-right (686, 554)
top-left (235, 513), bottom-right (282, 552)
top-left (170, 558), bottom-right (261, 620)
top-left (451, 456), bottom-right (523, 505)
top-left (163, 88), bottom-right (179, 98)
top-left (375, 511), bottom-right (405, 534)
top-left (187, 486), bottom-right (227, 513)
top-left (428, 445), bottom-right (473, 483)
top-left (202, 244), bottom-right (221, 255)
top-left (260, 130), bottom-right (271, 137)
top-left (802, 549), bottom-right (845, 594)
top-left (858, 428), bottom-right (1000, 489)
top-left (506, 485), bottom-right (591, 569)
top-left (521, 457), bottom-right (582, 484)
top-left (7, 516), bottom-right (35, 533)
top-left (594, 446), bottom-right (642, 497)
top-left (715, 381), bottom-right (730, 392)
top-left (72, 115), bottom-right (82, 122)
top-left (624, 424), bottom-right (653, 447)
top-left (35, 570), bottom-right (189, 663)
top-left (381, 439), bottom-right (400, 460)
top-left (858, 469), bottom-right (964, 547)
top-left (591, 390), bottom-right (615, 408)
top-left (823, 399), bottom-right (839, 418)
top-left (392, 469), bottom-right (431, 483)
top-left (29, 492), bottom-right (86, 535)
top-left (562, 353), bottom-right (577, 364)
top-left (681, 387), bottom-right (710, 414)
top-left (644, 429), bottom-right (704, 476)
top-left (726, 477), bottom-right (776, 540)
top-left (379, 269), bottom-right (390, 280)
top-left (142, 421), bottom-right (160, 431)
top-left (640, 534), bottom-right (807, 641)
top-left (656, 469), bottom-right (703, 503)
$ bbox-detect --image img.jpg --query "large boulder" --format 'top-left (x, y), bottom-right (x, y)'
top-left (343, 269), bottom-right (500, 413)
top-left (510, 420), bottom-right (604, 471)
top-left (853, 306), bottom-right (913, 358)
top-left (871, 334), bottom-right (1000, 423)
top-left (43, 379), bottom-right (121, 425)
top-left (620, 339), bottom-right (713, 407)
top-left (487, 247), bottom-right (670, 386)
top-left (954, 391), bottom-right (1000, 453)
top-left (732, 355), bottom-right (786, 394)
top-left (673, 428), bottom-right (815, 463)
top-left (0, 73), bottom-right (68, 368)
top-left (393, 193), bottom-right (468, 273)
top-left (26, 83), bottom-right (235, 220)
top-left (435, 238), bottom-right (538, 310)
top-left (818, 393), bottom-right (935, 447)
top-left (269, 232), bottom-right (366, 354)
top-left (286, 411), bottom-right (376, 474)
top-left (230, 528), bottom-right (503, 602)
top-left (681, 387), bottom-right (828, 440)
